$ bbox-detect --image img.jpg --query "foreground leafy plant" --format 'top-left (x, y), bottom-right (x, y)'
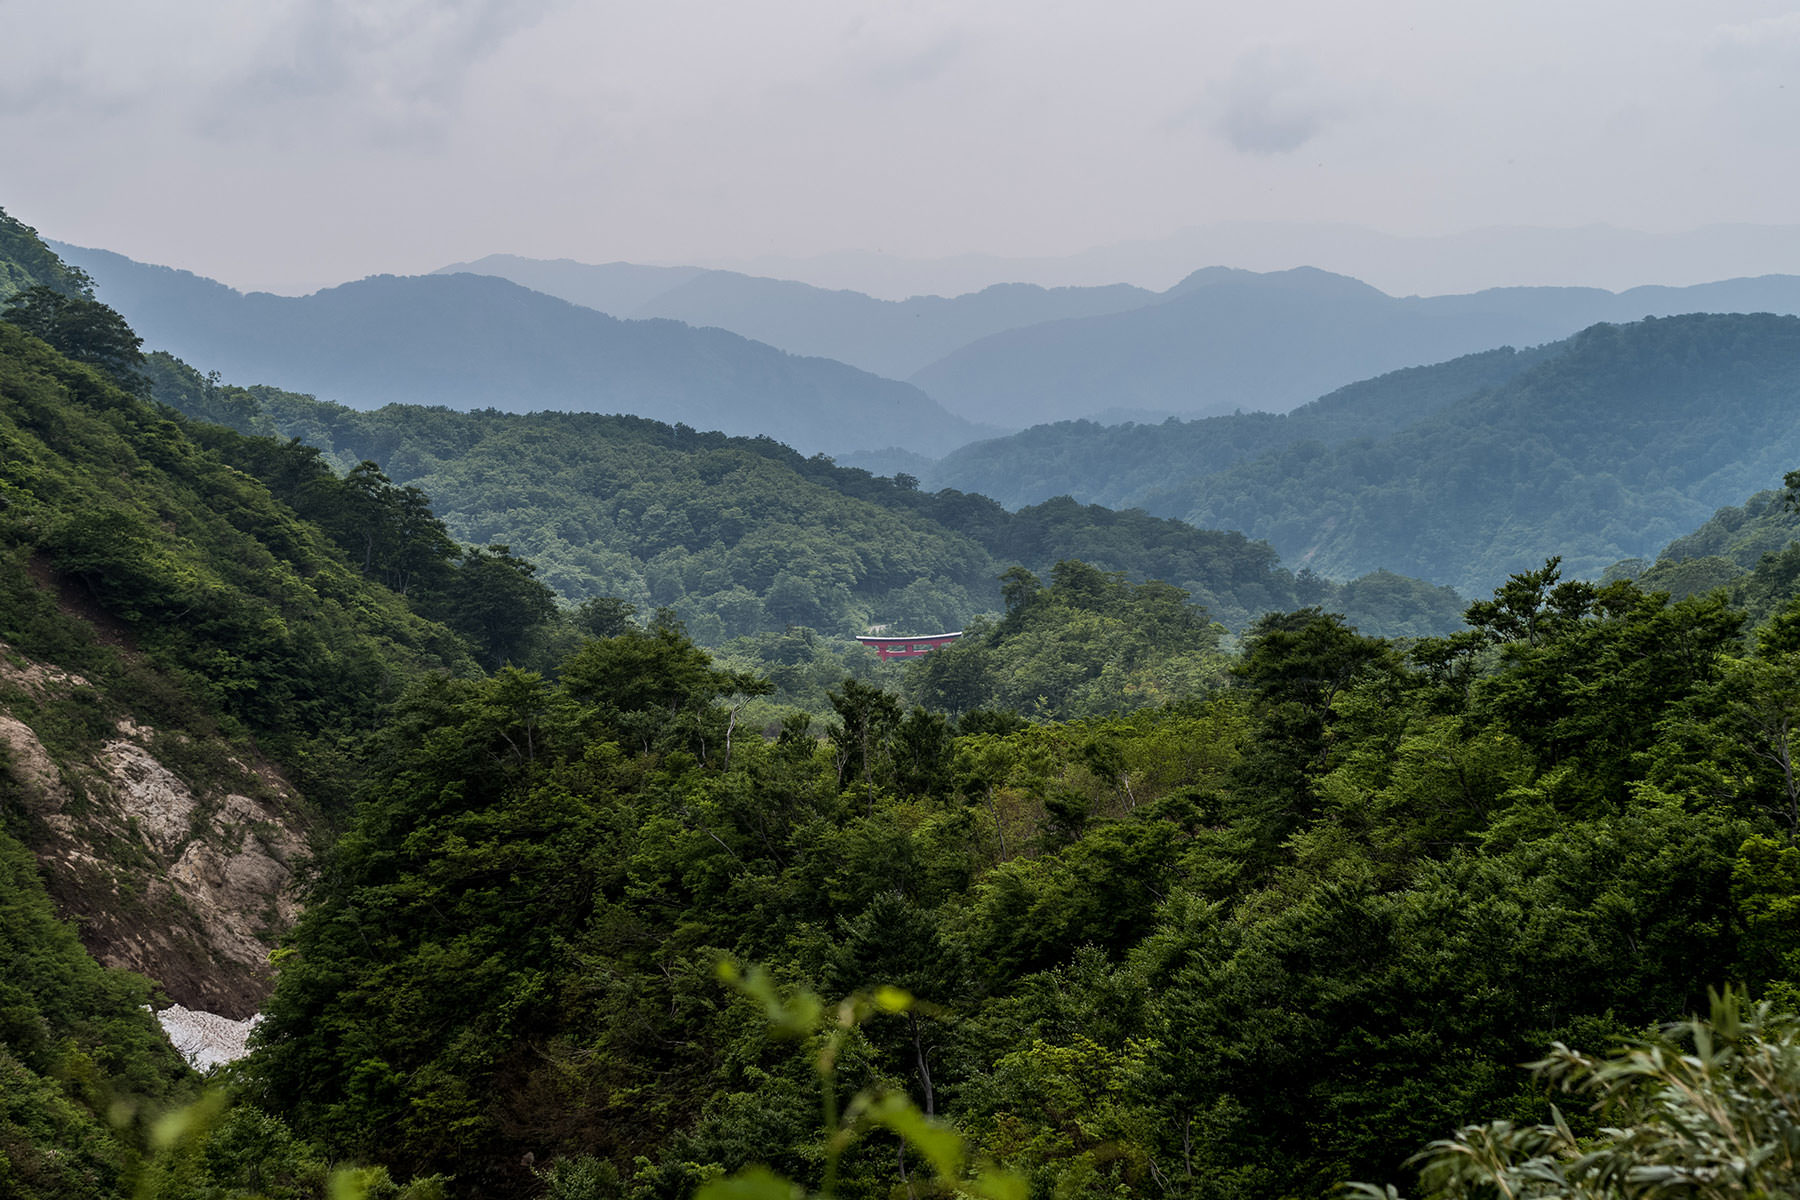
top-left (1348, 989), bottom-right (1800, 1200)
top-left (705, 962), bottom-right (1023, 1200)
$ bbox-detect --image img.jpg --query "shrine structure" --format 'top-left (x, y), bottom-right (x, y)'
top-left (854, 631), bottom-right (963, 660)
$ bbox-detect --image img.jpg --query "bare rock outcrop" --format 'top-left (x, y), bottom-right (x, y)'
top-left (156, 1003), bottom-right (262, 1071)
top-left (0, 639), bottom-right (310, 1018)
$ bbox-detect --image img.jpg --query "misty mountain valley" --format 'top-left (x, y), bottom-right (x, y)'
top-left (12, 166), bottom-right (1800, 1200)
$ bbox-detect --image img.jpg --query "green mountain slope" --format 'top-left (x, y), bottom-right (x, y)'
top-left (927, 344), bottom-right (1550, 509)
top-left (0, 317), bottom-right (482, 1009)
top-left (0, 202), bottom-right (518, 1021)
top-left (1, 210), bottom-right (90, 303)
top-left (0, 821), bottom-right (200, 1199)
top-left (1135, 313), bottom-right (1800, 596)
top-left (1597, 483), bottom-right (1800, 628)
top-left (148, 361), bottom-right (1467, 638)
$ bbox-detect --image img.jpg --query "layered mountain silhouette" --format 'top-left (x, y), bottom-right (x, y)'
top-left (438, 253), bottom-right (1800, 430)
top-left (52, 244), bottom-right (987, 458)
top-left (932, 312), bottom-right (1800, 595)
top-left (59, 241), bottom-right (1800, 469)
top-left (438, 253), bottom-right (1156, 380)
top-left (909, 267), bottom-right (1800, 426)
top-left (927, 344), bottom-right (1556, 510)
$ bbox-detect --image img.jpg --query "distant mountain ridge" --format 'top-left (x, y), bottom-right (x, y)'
top-left (687, 220), bottom-right (1800, 299)
top-left (437, 251), bottom-right (1800, 430)
top-left (909, 267), bottom-right (1800, 426)
top-left (438, 253), bottom-right (1156, 379)
top-left (930, 312), bottom-right (1800, 597)
top-left (52, 243), bottom-right (988, 458)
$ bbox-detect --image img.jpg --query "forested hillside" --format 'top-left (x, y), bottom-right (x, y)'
top-left (1595, 479), bottom-right (1800, 627)
top-left (939, 313), bottom-right (1800, 597)
top-left (1142, 314), bottom-right (1800, 594)
top-left (241, 556), bottom-right (1800, 1200)
top-left (145, 355), bottom-right (1468, 639)
top-left (928, 344), bottom-right (1550, 509)
top-left (0, 211), bottom-right (476, 1197)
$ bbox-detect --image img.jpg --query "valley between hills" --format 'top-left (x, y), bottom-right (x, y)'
top-left (8, 202), bottom-right (1800, 1199)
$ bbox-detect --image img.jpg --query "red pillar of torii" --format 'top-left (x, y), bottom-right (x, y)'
top-left (853, 631), bottom-right (964, 661)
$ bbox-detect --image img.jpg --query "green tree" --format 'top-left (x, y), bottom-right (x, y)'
top-left (1463, 557), bottom-right (1595, 646)
top-left (828, 678), bottom-right (903, 802)
top-left (2, 284), bottom-right (146, 394)
top-left (431, 543), bottom-right (557, 669)
top-left (1227, 608), bottom-right (1394, 854)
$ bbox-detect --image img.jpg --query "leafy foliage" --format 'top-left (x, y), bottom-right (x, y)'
top-left (224, 550), bottom-right (1800, 1200)
top-left (0, 207), bottom-right (92, 303)
top-left (4, 285), bottom-right (147, 395)
top-left (0, 821), bottom-right (190, 1198)
top-left (1351, 991), bottom-right (1800, 1200)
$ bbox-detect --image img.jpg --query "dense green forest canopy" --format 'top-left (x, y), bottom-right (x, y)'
top-left (903, 560), bottom-right (1230, 719)
top-left (238, 556), bottom-right (1800, 1200)
top-left (144, 353), bottom-right (1468, 640)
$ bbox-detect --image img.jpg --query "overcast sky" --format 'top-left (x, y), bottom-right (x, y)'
top-left (7, 0), bottom-right (1800, 295)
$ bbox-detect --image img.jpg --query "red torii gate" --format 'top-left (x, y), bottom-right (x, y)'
top-left (854, 631), bottom-right (964, 661)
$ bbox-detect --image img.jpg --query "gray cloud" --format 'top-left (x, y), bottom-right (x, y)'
top-left (200, 0), bottom-right (560, 144)
top-left (858, 31), bottom-right (970, 92)
top-left (1213, 48), bottom-right (1331, 155)
top-left (10, 0), bottom-right (1800, 297)
top-left (1218, 98), bottom-right (1323, 155)
top-left (1708, 11), bottom-right (1800, 66)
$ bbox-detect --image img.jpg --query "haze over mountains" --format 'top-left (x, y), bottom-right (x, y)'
top-left (47, 227), bottom-right (1800, 602)
top-left (50, 244), bottom-right (989, 458)
top-left (437, 250), bottom-right (1800, 428)
top-left (933, 313), bottom-right (1800, 596)
top-left (58, 239), bottom-right (1800, 453)
top-left (437, 253), bottom-right (1158, 380)
top-left (689, 221), bottom-right (1800, 300)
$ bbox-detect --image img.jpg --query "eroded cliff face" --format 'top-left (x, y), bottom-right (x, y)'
top-left (0, 640), bottom-right (311, 1018)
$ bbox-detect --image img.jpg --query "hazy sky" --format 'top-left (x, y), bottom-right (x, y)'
top-left (7, 0), bottom-right (1800, 294)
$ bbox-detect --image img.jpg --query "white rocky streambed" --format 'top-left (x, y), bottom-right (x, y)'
top-left (155, 1003), bottom-right (261, 1071)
